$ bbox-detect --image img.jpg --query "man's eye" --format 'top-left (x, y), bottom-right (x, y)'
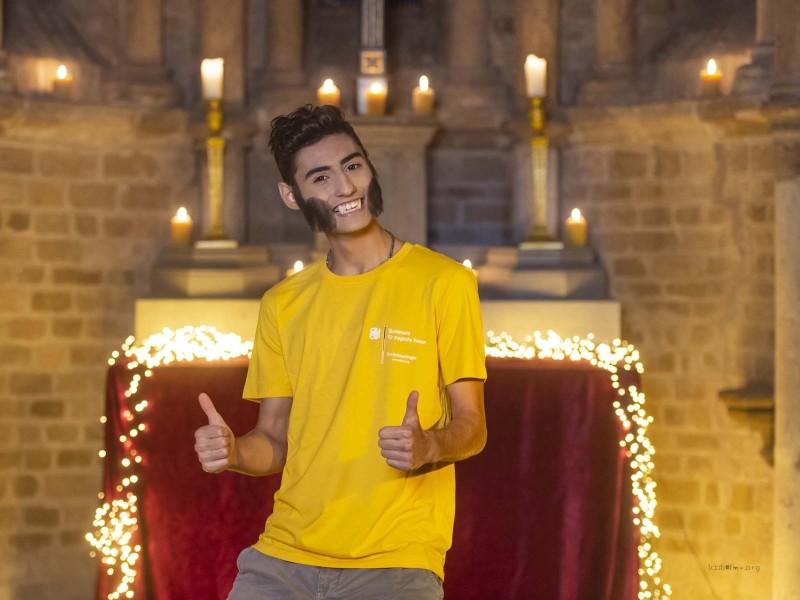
top-left (346, 163), bottom-right (361, 171)
top-left (313, 175), bottom-right (328, 183)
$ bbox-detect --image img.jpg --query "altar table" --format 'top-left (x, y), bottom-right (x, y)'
top-left (99, 357), bottom-right (638, 600)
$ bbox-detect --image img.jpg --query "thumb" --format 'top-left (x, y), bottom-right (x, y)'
top-left (401, 390), bottom-right (420, 427)
top-left (199, 392), bottom-right (227, 428)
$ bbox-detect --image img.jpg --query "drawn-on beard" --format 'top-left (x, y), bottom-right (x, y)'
top-left (293, 175), bottom-right (384, 234)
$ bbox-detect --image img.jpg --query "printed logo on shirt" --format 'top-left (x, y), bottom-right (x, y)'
top-left (368, 325), bottom-right (428, 365)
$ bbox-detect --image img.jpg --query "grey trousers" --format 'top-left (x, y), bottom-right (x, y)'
top-left (227, 547), bottom-right (444, 600)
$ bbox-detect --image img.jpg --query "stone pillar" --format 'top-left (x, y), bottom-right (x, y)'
top-left (771, 0), bottom-right (800, 99)
top-left (446, 0), bottom-right (490, 86)
top-left (258, 0), bottom-right (307, 115)
top-left (0, 0), bottom-right (12, 93)
top-left (124, 0), bottom-right (162, 65)
top-left (440, 0), bottom-right (508, 128)
top-left (352, 119), bottom-right (438, 245)
top-left (266, 0), bottom-right (305, 88)
top-left (734, 0), bottom-right (774, 94)
top-left (578, 0), bottom-right (638, 104)
top-left (773, 135), bottom-right (800, 600)
top-left (105, 0), bottom-right (176, 106)
top-left (595, 0), bottom-right (634, 77)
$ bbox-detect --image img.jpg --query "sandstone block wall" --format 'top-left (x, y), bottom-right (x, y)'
top-left (0, 99), bottom-right (196, 599)
top-left (562, 103), bottom-right (774, 600)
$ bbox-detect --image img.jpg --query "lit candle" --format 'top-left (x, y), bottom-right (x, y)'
top-left (317, 79), bottom-right (341, 108)
top-left (524, 54), bottom-right (547, 98)
top-left (462, 259), bottom-right (477, 277)
top-left (365, 82), bottom-right (387, 117)
top-left (565, 208), bottom-right (587, 246)
top-left (412, 75), bottom-right (435, 117)
top-left (201, 58), bottom-right (224, 100)
top-left (286, 260), bottom-right (304, 278)
top-left (700, 59), bottom-right (722, 97)
top-left (170, 207), bottom-right (193, 247)
top-left (52, 64), bottom-right (74, 100)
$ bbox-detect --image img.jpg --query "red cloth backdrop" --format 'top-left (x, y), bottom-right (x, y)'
top-left (99, 356), bottom-right (638, 600)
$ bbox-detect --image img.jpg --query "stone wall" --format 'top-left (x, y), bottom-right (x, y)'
top-left (0, 98), bottom-right (196, 599)
top-left (562, 102), bottom-right (774, 600)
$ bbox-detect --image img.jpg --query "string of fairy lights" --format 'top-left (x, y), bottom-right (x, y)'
top-left (87, 326), bottom-right (669, 600)
top-left (85, 326), bottom-right (253, 600)
top-left (485, 330), bottom-right (671, 599)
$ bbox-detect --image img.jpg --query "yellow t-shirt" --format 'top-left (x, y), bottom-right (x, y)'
top-left (242, 242), bottom-right (486, 579)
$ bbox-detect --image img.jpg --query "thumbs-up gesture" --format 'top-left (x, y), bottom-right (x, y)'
top-left (378, 391), bottom-right (436, 472)
top-left (194, 393), bottom-right (236, 473)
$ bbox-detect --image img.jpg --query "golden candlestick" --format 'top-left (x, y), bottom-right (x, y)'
top-left (206, 98), bottom-right (223, 134)
top-left (205, 99), bottom-right (227, 240)
top-left (527, 97), bottom-right (551, 242)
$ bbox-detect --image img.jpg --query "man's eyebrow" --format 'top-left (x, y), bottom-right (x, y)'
top-left (303, 152), bottom-right (365, 181)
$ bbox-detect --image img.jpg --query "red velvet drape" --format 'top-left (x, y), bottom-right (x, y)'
top-left (99, 356), bottom-right (637, 600)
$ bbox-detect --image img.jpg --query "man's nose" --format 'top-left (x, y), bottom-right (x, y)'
top-left (334, 172), bottom-right (357, 196)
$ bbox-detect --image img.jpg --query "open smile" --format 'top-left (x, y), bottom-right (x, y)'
top-left (332, 198), bottom-right (363, 215)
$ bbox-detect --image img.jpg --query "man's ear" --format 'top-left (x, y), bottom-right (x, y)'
top-left (278, 182), bottom-right (301, 211)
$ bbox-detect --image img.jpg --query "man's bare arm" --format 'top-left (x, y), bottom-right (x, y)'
top-left (427, 378), bottom-right (486, 463)
top-left (194, 393), bottom-right (292, 476)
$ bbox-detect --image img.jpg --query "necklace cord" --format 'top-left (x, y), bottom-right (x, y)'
top-left (326, 230), bottom-right (395, 270)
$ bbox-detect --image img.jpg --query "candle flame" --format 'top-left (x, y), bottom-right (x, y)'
top-left (370, 82), bottom-right (384, 94)
top-left (525, 54), bottom-right (540, 67)
top-left (570, 208), bottom-right (583, 221)
top-left (419, 75), bottom-right (429, 92)
top-left (175, 207), bottom-right (190, 222)
top-left (56, 65), bottom-right (69, 80)
top-left (706, 59), bottom-right (718, 75)
top-left (462, 259), bottom-right (473, 269)
top-left (201, 58), bottom-right (224, 77)
top-left (322, 79), bottom-right (336, 92)
top-left (293, 260), bottom-right (304, 273)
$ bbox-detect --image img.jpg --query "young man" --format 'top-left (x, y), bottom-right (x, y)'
top-left (194, 105), bottom-right (487, 599)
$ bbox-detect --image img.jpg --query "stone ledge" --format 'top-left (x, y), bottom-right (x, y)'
top-left (719, 382), bottom-right (775, 465)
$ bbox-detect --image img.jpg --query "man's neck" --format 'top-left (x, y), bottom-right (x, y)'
top-left (326, 223), bottom-right (400, 276)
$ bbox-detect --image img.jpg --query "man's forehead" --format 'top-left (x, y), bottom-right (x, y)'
top-left (294, 133), bottom-right (363, 171)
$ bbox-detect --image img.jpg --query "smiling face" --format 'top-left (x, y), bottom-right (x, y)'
top-left (278, 133), bottom-right (383, 234)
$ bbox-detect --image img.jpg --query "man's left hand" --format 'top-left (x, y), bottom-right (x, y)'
top-left (378, 390), bottom-right (437, 472)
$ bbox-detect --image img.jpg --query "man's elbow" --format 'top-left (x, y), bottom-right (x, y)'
top-left (471, 420), bottom-right (488, 457)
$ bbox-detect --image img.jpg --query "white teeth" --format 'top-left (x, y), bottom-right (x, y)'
top-left (334, 199), bottom-right (362, 214)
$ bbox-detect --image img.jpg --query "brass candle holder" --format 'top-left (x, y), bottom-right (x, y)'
top-left (527, 96), bottom-right (551, 242)
top-left (205, 99), bottom-right (227, 241)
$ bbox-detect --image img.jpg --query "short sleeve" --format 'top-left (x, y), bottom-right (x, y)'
top-left (436, 266), bottom-right (487, 386)
top-left (242, 290), bottom-right (293, 401)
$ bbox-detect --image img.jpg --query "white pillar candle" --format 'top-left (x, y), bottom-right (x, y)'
top-left (201, 58), bottom-right (224, 100)
top-left (317, 79), bottom-right (341, 107)
top-left (524, 54), bottom-right (547, 98)
top-left (170, 207), bottom-right (194, 247)
top-left (412, 75), bottom-right (435, 116)
top-left (565, 208), bottom-right (587, 246)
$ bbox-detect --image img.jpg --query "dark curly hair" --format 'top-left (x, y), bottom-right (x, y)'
top-left (269, 105), bottom-right (372, 186)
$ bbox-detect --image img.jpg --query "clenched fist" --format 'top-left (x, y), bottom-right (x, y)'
top-left (194, 392), bottom-right (236, 473)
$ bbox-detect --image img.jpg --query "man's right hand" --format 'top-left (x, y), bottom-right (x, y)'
top-left (194, 393), bottom-right (236, 473)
